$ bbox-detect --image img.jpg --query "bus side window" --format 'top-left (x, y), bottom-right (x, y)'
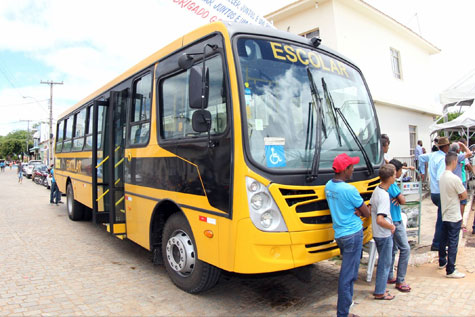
top-left (129, 73), bottom-right (152, 145)
top-left (62, 117), bottom-right (73, 152)
top-left (55, 120), bottom-right (64, 153)
top-left (84, 105), bottom-right (93, 150)
top-left (160, 55), bottom-right (227, 140)
top-left (72, 107), bottom-right (86, 151)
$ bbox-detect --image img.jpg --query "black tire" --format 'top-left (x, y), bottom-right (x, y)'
top-left (161, 213), bottom-right (221, 294)
top-left (82, 207), bottom-right (92, 221)
top-left (67, 183), bottom-right (84, 221)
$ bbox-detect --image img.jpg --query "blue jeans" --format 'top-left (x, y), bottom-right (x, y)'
top-left (50, 182), bottom-right (60, 204)
top-left (335, 229), bottom-right (363, 317)
top-left (439, 220), bottom-right (462, 275)
top-left (374, 236), bottom-right (393, 295)
top-left (430, 193), bottom-right (443, 249)
top-left (389, 221), bottom-right (410, 284)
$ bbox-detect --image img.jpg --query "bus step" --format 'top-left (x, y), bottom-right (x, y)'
top-left (106, 223), bottom-right (126, 235)
top-left (114, 234), bottom-right (127, 240)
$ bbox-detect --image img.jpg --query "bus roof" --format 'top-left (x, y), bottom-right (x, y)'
top-left (59, 21), bottom-right (356, 119)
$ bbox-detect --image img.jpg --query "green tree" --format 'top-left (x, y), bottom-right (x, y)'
top-left (0, 129), bottom-right (34, 159)
top-left (0, 139), bottom-right (23, 159)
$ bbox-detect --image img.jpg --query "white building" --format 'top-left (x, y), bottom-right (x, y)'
top-left (265, 0), bottom-right (441, 161)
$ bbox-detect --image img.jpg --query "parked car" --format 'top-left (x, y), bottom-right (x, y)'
top-left (32, 164), bottom-right (49, 186)
top-left (24, 160), bottom-right (42, 179)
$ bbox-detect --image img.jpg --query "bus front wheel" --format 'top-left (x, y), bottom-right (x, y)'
top-left (161, 213), bottom-right (221, 293)
top-left (67, 183), bottom-right (84, 221)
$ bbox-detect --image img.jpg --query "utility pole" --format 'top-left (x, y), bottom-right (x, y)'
top-left (41, 80), bottom-right (63, 165)
top-left (19, 119), bottom-right (33, 161)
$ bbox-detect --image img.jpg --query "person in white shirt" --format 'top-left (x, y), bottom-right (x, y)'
top-left (370, 164), bottom-right (396, 300)
top-left (439, 151), bottom-right (468, 278)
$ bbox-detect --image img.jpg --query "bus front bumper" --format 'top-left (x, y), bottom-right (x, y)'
top-left (233, 218), bottom-right (368, 274)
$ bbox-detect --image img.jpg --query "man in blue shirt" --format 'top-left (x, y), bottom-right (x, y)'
top-left (325, 153), bottom-right (370, 317)
top-left (50, 165), bottom-right (60, 205)
top-left (414, 140), bottom-right (423, 171)
top-left (418, 136), bottom-right (450, 251)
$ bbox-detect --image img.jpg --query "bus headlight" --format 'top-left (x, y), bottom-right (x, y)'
top-left (246, 177), bottom-right (288, 232)
top-left (248, 180), bottom-right (260, 192)
top-left (260, 211), bottom-right (273, 228)
top-left (250, 192), bottom-right (270, 210)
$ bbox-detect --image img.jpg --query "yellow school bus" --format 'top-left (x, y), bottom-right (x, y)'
top-left (54, 22), bottom-right (381, 293)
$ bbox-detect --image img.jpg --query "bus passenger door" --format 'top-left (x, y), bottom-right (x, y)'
top-left (92, 90), bottom-right (128, 237)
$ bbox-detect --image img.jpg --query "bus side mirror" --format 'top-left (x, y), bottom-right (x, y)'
top-left (192, 109), bottom-right (211, 133)
top-left (178, 54), bottom-right (194, 70)
top-left (189, 66), bottom-right (209, 109)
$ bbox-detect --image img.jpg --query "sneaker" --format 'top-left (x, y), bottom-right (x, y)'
top-left (447, 270), bottom-right (465, 278)
top-left (438, 263), bottom-right (447, 270)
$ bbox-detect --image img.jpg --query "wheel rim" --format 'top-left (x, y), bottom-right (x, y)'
top-left (67, 186), bottom-right (73, 215)
top-left (165, 230), bottom-right (196, 277)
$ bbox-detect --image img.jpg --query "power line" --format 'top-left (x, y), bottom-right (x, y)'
top-left (0, 62), bottom-right (49, 114)
top-left (0, 64), bottom-right (21, 92)
top-left (0, 99), bottom-right (49, 107)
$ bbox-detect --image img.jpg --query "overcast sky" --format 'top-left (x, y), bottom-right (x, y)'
top-left (0, 0), bottom-right (473, 136)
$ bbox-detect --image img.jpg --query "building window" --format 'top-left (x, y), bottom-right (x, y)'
top-left (390, 48), bottom-right (402, 79)
top-left (409, 125), bottom-right (417, 156)
top-left (302, 28), bottom-right (320, 39)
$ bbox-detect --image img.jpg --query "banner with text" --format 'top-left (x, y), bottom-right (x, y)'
top-left (170, 0), bottom-right (274, 28)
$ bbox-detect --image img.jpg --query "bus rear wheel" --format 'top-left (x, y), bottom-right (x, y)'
top-left (67, 183), bottom-right (84, 221)
top-left (161, 213), bottom-right (221, 294)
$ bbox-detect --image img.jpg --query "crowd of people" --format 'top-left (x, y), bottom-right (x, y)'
top-left (326, 134), bottom-right (473, 317)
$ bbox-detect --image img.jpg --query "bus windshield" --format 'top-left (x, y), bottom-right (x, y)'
top-left (236, 37), bottom-right (381, 172)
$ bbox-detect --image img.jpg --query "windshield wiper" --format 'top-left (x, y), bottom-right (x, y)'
top-left (305, 67), bottom-right (324, 182)
top-left (321, 78), bottom-right (374, 175)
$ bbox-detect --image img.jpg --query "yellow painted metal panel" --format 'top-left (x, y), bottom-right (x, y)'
top-left (107, 223), bottom-right (126, 234)
top-left (71, 178), bottom-right (93, 208)
top-left (123, 191), bottom-right (158, 250)
top-left (182, 208), bottom-right (222, 268)
top-left (233, 218), bottom-right (293, 273)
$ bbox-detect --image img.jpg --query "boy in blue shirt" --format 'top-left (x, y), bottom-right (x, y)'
top-left (387, 159), bottom-right (411, 292)
top-left (325, 153), bottom-right (370, 317)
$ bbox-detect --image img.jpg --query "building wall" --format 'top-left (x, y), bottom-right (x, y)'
top-left (271, 1), bottom-right (339, 50)
top-left (376, 102), bottom-right (435, 161)
top-left (331, 0), bottom-right (438, 113)
top-left (267, 0), bottom-right (440, 159)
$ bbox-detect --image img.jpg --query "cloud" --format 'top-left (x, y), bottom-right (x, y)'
top-left (0, 0), bottom-right (289, 136)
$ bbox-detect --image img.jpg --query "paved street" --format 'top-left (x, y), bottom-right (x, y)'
top-left (1, 167), bottom-right (475, 316)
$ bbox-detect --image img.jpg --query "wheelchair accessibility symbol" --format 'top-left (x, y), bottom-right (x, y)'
top-left (269, 148), bottom-right (283, 165)
top-left (264, 137), bottom-right (286, 168)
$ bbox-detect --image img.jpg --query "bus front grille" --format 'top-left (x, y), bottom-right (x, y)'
top-left (300, 214), bottom-right (332, 224)
top-left (305, 239), bottom-right (339, 254)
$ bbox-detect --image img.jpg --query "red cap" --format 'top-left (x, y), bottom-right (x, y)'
top-left (332, 153), bottom-right (360, 173)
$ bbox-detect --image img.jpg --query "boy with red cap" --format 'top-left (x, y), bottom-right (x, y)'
top-left (325, 153), bottom-right (370, 317)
